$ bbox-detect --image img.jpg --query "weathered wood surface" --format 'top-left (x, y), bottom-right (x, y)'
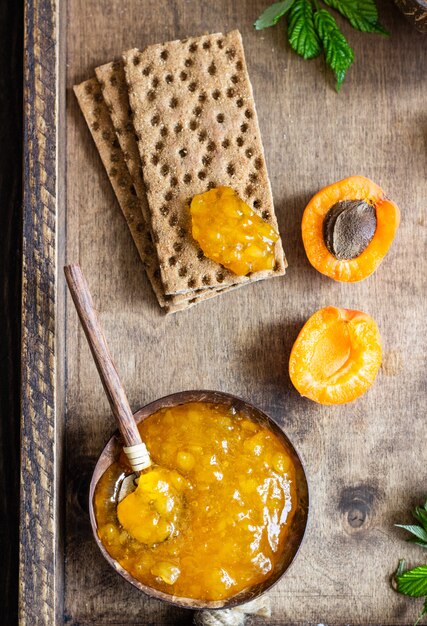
top-left (22, 0), bottom-right (427, 623)
top-left (0, 1), bottom-right (23, 624)
top-left (20, 0), bottom-right (64, 625)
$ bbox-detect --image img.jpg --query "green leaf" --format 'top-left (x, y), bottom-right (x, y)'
top-left (323, 0), bottom-right (389, 35)
top-left (396, 565), bottom-right (427, 598)
top-left (287, 0), bottom-right (322, 60)
top-left (396, 525), bottom-right (427, 545)
top-left (406, 537), bottom-right (427, 548)
top-left (413, 505), bottom-right (427, 531)
top-left (313, 8), bottom-right (354, 91)
top-left (395, 500), bottom-right (427, 548)
top-left (254, 0), bottom-right (296, 30)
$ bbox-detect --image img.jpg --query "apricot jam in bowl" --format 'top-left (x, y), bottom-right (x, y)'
top-left (89, 390), bottom-right (309, 609)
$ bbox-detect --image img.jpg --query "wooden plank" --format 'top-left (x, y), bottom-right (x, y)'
top-left (64, 2), bottom-right (427, 624)
top-left (20, 0), bottom-right (63, 624)
top-left (0, 2), bottom-right (24, 623)
top-left (20, 0), bottom-right (427, 623)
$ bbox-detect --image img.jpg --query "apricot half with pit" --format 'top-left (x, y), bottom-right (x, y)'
top-left (302, 176), bottom-right (400, 282)
top-left (289, 306), bottom-right (382, 405)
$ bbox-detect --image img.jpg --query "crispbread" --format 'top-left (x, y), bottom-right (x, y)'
top-left (95, 60), bottom-right (237, 303)
top-left (73, 77), bottom-right (244, 312)
top-left (95, 61), bottom-right (149, 222)
top-left (73, 77), bottom-right (169, 306)
top-left (123, 29), bottom-right (286, 296)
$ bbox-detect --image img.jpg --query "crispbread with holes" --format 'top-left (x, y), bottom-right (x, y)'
top-left (73, 77), bottom-right (169, 307)
top-left (95, 61), bottom-right (150, 223)
top-left (123, 29), bottom-right (286, 295)
top-left (93, 61), bottom-right (236, 303)
top-left (73, 77), bottom-right (243, 313)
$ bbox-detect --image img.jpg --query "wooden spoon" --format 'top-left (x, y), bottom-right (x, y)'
top-left (64, 264), bottom-right (151, 483)
top-left (64, 264), bottom-right (181, 543)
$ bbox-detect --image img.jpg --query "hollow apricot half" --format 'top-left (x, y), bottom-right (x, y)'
top-left (289, 306), bottom-right (382, 405)
top-left (302, 176), bottom-right (400, 282)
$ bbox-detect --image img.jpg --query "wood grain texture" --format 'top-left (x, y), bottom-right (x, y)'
top-left (20, 0), bottom-right (62, 624)
top-left (0, 1), bottom-right (23, 624)
top-left (21, 0), bottom-right (427, 624)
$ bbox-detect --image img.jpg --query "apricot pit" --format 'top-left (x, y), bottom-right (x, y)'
top-left (323, 200), bottom-right (377, 260)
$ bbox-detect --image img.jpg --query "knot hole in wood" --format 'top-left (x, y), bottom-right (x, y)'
top-left (338, 484), bottom-right (383, 534)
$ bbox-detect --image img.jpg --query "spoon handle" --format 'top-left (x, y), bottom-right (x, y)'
top-left (64, 264), bottom-right (150, 472)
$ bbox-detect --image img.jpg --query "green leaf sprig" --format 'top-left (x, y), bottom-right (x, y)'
top-left (254, 0), bottom-right (389, 91)
top-left (393, 500), bottom-right (427, 625)
top-left (396, 500), bottom-right (427, 548)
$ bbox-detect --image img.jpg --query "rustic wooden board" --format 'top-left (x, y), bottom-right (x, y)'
top-left (1, 2), bottom-right (23, 624)
top-left (21, 0), bottom-right (63, 624)
top-left (21, 0), bottom-right (427, 623)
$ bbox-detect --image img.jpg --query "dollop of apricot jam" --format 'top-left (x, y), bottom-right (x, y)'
top-left (117, 467), bottom-right (183, 546)
top-left (94, 402), bottom-right (297, 601)
top-left (190, 186), bottom-right (279, 275)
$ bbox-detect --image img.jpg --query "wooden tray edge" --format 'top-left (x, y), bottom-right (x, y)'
top-left (20, 0), bottom-right (63, 624)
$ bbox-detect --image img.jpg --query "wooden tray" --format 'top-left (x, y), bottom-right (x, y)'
top-left (21, 0), bottom-right (427, 624)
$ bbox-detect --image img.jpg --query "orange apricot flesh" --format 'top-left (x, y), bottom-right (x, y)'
top-left (289, 306), bottom-right (382, 405)
top-left (302, 176), bottom-right (400, 282)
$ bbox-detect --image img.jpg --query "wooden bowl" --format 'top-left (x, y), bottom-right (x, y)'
top-left (394, 0), bottom-right (427, 32)
top-left (89, 390), bottom-right (309, 610)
